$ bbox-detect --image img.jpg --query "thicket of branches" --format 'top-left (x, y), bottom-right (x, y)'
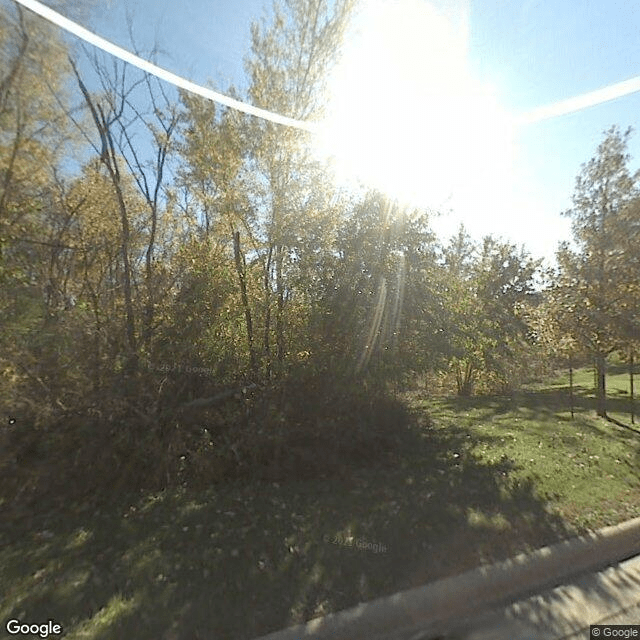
top-left (2, 1), bottom-right (639, 504)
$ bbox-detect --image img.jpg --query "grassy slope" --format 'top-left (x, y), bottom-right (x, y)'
top-left (2, 369), bottom-right (640, 640)
top-left (544, 360), bottom-right (639, 425)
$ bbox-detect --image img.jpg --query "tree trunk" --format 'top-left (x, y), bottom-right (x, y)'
top-left (112, 174), bottom-right (138, 375)
top-left (455, 360), bottom-right (474, 396)
top-left (71, 61), bottom-right (137, 375)
top-left (630, 351), bottom-right (635, 425)
top-left (0, 6), bottom-right (28, 115)
top-left (569, 353), bottom-right (574, 419)
top-left (84, 266), bottom-right (102, 394)
top-left (275, 245), bottom-right (286, 368)
top-left (263, 245), bottom-right (273, 378)
top-left (595, 352), bottom-right (607, 418)
top-left (143, 199), bottom-right (157, 346)
top-left (233, 231), bottom-right (257, 376)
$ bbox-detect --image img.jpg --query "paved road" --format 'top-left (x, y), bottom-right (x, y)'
top-left (445, 553), bottom-right (640, 640)
top-left (253, 518), bottom-right (640, 640)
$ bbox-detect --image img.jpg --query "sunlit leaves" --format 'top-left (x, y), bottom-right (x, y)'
top-left (556, 126), bottom-right (640, 358)
top-left (436, 227), bottom-right (541, 394)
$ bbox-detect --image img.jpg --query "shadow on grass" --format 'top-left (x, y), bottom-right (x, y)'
top-left (606, 415), bottom-right (640, 436)
top-left (435, 386), bottom-right (640, 441)
top-left (606, 362), bottom-right (640, 376)
top-left (0, 397), bottom-right (578, 640)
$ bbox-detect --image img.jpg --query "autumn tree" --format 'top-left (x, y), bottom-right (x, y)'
top-left (67, 43), bottom-right (183, 377)
top-left (436, 228), bottom-right (541, 395)
top-left (556, 126), bottom-right (640, 417)
top-left (526, 287), bottom-right (584, 416)
top-left (176, 91), bottom-right (260, 374)
top-left (242, 0), bottom-right (355, 377)
top-left (305, 193), bottom-right (428, 379)
top-left (0, 2), bottom-right (83, 419)
top-left (0, 4), bottom-right (74, 297)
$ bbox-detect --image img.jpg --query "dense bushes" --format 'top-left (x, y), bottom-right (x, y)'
top-left (0, 364), bottom-right (411, 509)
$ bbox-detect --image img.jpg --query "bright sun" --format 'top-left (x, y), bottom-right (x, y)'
top-left (314, 0), bottom-right (516, 213)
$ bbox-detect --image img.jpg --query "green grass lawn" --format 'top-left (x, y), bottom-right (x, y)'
top-left (2, 370), bottom-right (640, 640)
top-left (543, 360), bottom-right (640, 426)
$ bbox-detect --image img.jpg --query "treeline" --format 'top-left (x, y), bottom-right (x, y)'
top-left (541, 126), bottom-right (640, 416)
top-left (1, 0), bottom-right (638, 500)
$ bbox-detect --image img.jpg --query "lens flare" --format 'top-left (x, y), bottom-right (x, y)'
top-left (315, 0), bottom-right (516, 213)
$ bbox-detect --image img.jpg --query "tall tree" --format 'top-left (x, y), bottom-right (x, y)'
top-left (177, 91), bottom-right (258, 373)
top-left (438, 228), bottom-right (541, 395)
top-left (243, 0), bottom-right (354, 377)
top-left (0, 2), bottom-right (83, 416)
top-left (70, 60), bottom-right (139, 375)
top-left (556, 126), bottom-right (640, 417)
top-left (0, 3), bottom-right (74, 292)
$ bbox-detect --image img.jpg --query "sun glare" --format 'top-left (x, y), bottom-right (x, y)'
top-left (315, 0), bottom-right (517, 213)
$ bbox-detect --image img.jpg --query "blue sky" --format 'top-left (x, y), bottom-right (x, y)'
top-left (91, 0), bottom-right (264, 92)
top-left (71, 0), bottom-right (640, 262)
top-left (465, 0), bottom-right (640, 258)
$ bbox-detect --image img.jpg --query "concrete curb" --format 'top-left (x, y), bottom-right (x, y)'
top-left (454, 553), bottom-right (640, 640)
top-left (252, 516), bottom-right (640, 640)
